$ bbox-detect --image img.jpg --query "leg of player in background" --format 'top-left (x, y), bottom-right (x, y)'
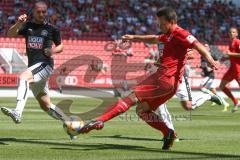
top-left (155, 103), bottom-right (179, 142)
top-left (231, 77), bottom-right (240, 112)
top-left (156, 103), bottom-right (174, 131)
top-left (209, 87), bottom-right (230, 112)
top-left (177, 77), bottom-right (222, 111)
top-left (136, 102), bottom-right (174, 140)
top-left (136, 102), bottom-right (176, 150)
top-left (220, 79), bottom-right (239, 112)
top-left (200, 77), bottom-right (226, 110)
top-left (220, 70), bottom-right (239, 112)
top-left (1, 69), bottom-right (33, 123)
top-left (178, 90), bottom-right (221, 110)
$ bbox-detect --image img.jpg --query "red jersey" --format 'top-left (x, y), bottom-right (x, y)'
top-left (229, 38), bottom-right (240, 72)
top-left (158, 26), bottom-right (198, 79)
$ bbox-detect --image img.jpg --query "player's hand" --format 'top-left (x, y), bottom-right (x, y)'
top-left (210, 60), bottom-right (220, 70)
top-left (225, 50), bottom-right (233, 56)
top-left (17, 14), bottom-right (27, 23)
top-left (122, 35), bottom-right (134, 40)
top-left (44, 48), bottom-right (54, 57)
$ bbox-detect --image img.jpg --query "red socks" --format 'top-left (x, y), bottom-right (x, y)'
top-left (96, 97), bottom-right (135, 122)
top-left (137, 111), bottom-right (170, 138)
top-left (222, 87), bottom-right (238, 105)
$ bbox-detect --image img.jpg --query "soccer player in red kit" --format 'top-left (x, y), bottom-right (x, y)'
top-left (76, 7), bottom-right (218, 150)
top-left (220, 27), bottom-right (240, 112)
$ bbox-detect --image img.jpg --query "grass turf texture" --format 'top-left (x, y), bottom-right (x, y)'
top-left (1, 97), bottom-right (240, 160)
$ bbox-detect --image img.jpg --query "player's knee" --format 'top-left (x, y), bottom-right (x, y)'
top-left (136, 102), bottom-right (151, 115)
top-left (19, 74), bottom-right (27, 81)
top-left (128, 93), bottom-right (138, 104)
top-left (19, 71), bottom-right (32, 81)
top-left (181, 101), bottom-right (192, 111)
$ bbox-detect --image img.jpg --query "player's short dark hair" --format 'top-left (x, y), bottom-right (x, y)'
top-left (34, 1), bottom-right (47, 9)
top-left (156, 7), bottom-right (177, 23)
top-left (229, 27), bottom-right (238, 33)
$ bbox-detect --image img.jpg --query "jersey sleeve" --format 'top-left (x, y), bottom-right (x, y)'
top-left (52, 27), bottom-right (61, 46)
top-left (158, 34), bottom-right (167, 43)
top-left (235, 40), bottom-right (240, 52)
top-left (18, 22), bottom-right (29, 37)
top-left (176, 31), bottom-right (198, 49)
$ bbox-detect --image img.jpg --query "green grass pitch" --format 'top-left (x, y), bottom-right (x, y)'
top-left (1, 97), bottom-right (240, 160)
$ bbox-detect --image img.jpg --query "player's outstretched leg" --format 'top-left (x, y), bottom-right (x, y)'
top-left (78, 95), bottom-right (136, 134)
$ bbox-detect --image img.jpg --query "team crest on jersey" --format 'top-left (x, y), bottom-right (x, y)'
top-left (186, 35), bottom-right (196, 44)
top-left (41, 30), bottom-right (48, 36)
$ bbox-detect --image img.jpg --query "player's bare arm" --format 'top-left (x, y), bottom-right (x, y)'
top-left (186, 49), bottom-right (195, 59)
top-left (225, 50), bottom-right (240, 57)
top-left (44, 43), bottom-right (64, 57)
top-left (7, 14), bottom-right (27, 37)
top-left (194, 42), bottom-right (219, 70)
top-left (122, 34), bottom-right (159, 44)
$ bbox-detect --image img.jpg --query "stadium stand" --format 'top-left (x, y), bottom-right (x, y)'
top-left (0, 0), bottom-right (239, 43)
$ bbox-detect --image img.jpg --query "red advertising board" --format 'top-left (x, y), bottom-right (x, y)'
top-left (0, 74), bottom-right (18, 87)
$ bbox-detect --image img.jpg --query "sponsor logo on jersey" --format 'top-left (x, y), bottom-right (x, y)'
top-left (27, 36), bottom-right (43, 49)
top-left (41, 30), bottom-right (48, 36)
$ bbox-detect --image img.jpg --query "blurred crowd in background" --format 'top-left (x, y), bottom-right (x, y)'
top-left (0, 0), bottom-right (239, 44)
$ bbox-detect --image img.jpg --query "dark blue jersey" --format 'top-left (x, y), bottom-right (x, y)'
top-left (200, 54), bottom-right (218, 78)
top-left (18, 21), bottom-right (61, 68)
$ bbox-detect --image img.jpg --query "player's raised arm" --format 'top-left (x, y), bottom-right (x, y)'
top-left (7, 14), bottom-right (27, 37)
top-left (193, 42), bottom-right (219, 70)
top-left (225, 50), bottom-right (240, 57)
top-left (122, 34), bottom-right (159, 44)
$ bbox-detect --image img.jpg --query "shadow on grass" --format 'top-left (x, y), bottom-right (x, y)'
top-left (0, 137), bottom-right (240, 159)
top-left (91, 135), bottom-right (200, 142)
top-left (0, 141), bottom-right (8, 145)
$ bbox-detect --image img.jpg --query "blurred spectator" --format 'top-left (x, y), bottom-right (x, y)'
top-left (90, 59), bottom-right (109, 75)
top-left (0, 0), bottom-right (239, 44)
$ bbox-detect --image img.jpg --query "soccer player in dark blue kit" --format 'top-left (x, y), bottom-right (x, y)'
top-left (1, 1), bottom-right (69, 124)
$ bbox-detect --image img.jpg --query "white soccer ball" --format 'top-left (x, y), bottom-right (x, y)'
top-left (63, 115), bottom-right (84, 136)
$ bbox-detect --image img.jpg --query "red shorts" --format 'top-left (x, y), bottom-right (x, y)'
top-left (222, 68), bottom-right (240, 82)
top-left (134, 71), bottom-right (180, 111)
